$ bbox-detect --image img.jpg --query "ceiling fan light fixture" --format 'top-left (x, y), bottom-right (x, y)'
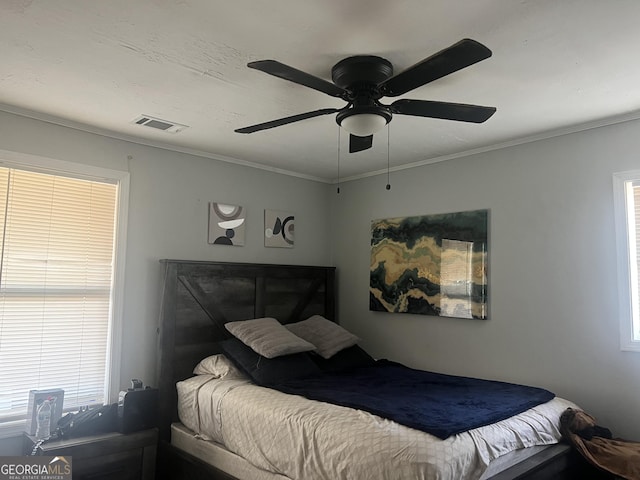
top-left (337, 108), bottom-right (392, 137)
top-left (340, 113), bottom-right (387, 136)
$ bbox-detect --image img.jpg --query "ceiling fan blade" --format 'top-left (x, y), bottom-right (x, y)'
top-left (235, 108), bottom-right (340, 134)
top-left (248, 60), bottom-right (346, 98)
top-left (381, 39), bottom-right (492, 97)
top-left (349, 134), bottom-right (373, 153)
top-left (391, 99), bottom-right (496, 123)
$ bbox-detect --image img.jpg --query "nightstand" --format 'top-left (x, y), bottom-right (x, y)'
top-left (23, 428), bottom-right (158, 480)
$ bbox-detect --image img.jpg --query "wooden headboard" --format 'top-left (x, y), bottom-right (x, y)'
top-left (156, 260), bottom-right (336, 441)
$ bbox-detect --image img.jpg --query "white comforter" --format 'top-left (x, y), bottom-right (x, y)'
top-left (177, 375), bottom-right (576, 480)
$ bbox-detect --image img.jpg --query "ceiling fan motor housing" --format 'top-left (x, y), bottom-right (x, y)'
top-left (332, 56), bottom-right (394, 129)
top-left (331, 55), bottom-right (393, 93)
top-left (331, 55), bottom-right (393, 104)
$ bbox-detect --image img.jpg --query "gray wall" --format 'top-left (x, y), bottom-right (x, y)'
top-left (0, 110), bottom-right (332, 453)
top-left (330, 118), bottom-right (640, 440)
top-left (2, 107), bottom-right (639, 454)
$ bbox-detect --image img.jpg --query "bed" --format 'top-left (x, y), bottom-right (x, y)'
top-left (155, 260), bottom-right (588, 480)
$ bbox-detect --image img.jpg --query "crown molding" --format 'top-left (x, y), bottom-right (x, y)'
top-left (3, 102), bottom-right (640, 186)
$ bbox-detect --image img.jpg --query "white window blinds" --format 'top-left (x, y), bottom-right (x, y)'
top-left (0, 167), bottom-right (117, 423)
top-left (632, 182), bottom-right (640, 341)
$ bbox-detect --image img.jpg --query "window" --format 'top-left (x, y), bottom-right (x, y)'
top-left (613, 170), bottom-right (640, 351)
top-left (0, 154), bottom-right (128, 436)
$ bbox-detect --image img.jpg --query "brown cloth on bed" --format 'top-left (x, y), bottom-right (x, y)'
top-left (560, 407), bottom-right (640, 480)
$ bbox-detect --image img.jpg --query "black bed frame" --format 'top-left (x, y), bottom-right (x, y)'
top-left (156, 260), bottom-right (336, 443)
top-left (155, 260), bottom-right (602, 480)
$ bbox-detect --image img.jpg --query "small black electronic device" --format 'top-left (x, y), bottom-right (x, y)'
top-left (117, 379), bottom-right (158, 434)
top-left (55, 403), bottom-right (118, 439)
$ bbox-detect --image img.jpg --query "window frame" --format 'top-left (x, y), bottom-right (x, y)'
top-left (613, 170), bottom-right (640, 352)
top-left (0, 149), bottom-right (129, 437)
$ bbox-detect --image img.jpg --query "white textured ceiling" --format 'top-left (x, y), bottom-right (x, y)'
top-left (2, 0), bottom-right (640, 182)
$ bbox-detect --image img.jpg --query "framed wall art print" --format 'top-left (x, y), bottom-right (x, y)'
top-left (370, 209), bottom-right (488, 319)
top-left (208, 202), bottom-right (246, 246)
top-left (264, 209), bottom-right (294, 248)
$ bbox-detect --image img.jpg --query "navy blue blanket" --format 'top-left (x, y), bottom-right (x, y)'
top-left (269, 360), bottom-right (554, 439)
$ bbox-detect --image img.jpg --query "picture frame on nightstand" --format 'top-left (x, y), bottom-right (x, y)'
top-left (25, 388), bottom-right (64, 435)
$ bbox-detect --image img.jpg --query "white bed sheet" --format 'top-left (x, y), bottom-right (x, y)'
top-left (177, 375), bottom-right (577, 480)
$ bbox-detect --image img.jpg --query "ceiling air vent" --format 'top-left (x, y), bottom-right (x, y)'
top-left (132, 115), bottom-right (189, 134)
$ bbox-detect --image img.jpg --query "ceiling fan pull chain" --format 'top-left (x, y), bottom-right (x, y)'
top-left (386, 124), bottom-right (391, 191)
top-left (337, 127), bottom-right (341, 194)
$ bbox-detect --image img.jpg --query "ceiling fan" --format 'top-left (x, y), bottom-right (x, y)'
top-left (235, 38), bottom-right (496, 153)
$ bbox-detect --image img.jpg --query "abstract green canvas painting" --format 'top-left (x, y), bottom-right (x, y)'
top-left (370, 209), bottom-right (488, 319)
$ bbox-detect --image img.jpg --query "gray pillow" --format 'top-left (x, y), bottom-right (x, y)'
top-left (286, 315), bottom-right (359, 359)
top-left (224, 317), bottom-right (315, 359)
